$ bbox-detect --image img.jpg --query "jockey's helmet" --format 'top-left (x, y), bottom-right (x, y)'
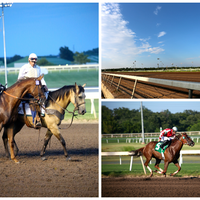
top-left (172, 126), bottom-right (178, 132)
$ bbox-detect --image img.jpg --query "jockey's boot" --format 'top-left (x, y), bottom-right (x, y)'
top-left (160, 140), bottom-right (169, 149)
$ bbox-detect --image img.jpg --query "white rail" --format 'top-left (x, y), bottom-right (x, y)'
top-left (0, 64), bottom-right (99, 73)
top-left (102, 152), bottom-right (146, 174)
top-left (102, 72), bottom-right (200, 98)
top-left (102, 150), bottom-right (200, 173)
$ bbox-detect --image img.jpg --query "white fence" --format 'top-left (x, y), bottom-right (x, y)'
top-left (102, 150), bottom-right (200, 174)
top-left (102, 72), bottom-right (200, 98)
top-left (0, 64), bottom-right (99, 74)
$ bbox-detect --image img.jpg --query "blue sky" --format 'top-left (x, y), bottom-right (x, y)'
top-left (102, 100), bottom-right (200, 114)
top-left (101, 3), bottom-right (200, 69)
top-left (0, 3), bottom-right (98, 57)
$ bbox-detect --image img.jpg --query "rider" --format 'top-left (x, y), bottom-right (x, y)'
top-left (18, 53), bottom-right (48, 128)
top-left (158, 127), bottom-right (178, 159)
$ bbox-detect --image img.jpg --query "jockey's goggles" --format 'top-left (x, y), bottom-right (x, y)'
top-left (30, 58), bottom-right (37, 61)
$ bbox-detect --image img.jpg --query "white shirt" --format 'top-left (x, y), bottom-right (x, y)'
top-left (18, 63), bottom-right (46, 86)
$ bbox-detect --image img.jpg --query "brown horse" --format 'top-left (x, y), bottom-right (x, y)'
top-left (129, 133), bottom-right (195, 177)
top-left (0, 75), bottom-right (46, 163)
top-left (2, 83), bottom-right (86, 163)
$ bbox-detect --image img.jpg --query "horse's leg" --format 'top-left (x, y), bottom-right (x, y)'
top-left (7, 123), bottom-right (19, 163)
top-left (143, 152), bottom-right (153, 177)
top-left (154, 158), bottom-right (163, 174)
top-left (170, 160), bottom-right (181, 176)
top-left (2, 127), bottom-right (9, 158)
top-left (40, 129), bottom-right (53, 159)
top-left (162, 161), bottom-right (169, 177)
top-left (2, 120), bottom-right (24, 157)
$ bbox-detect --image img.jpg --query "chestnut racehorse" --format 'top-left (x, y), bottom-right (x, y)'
top-left (129, 133), bottom-right (194, 177)
top-left (0, 75), bottom-right (46, 163)
top-left (2, 83), bottom-right (86, 163)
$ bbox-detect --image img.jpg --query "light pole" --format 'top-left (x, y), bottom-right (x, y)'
top-left (0, 3), bottom-right (12, 87)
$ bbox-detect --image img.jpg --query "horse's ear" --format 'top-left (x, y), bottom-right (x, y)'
top-left (37, 74), bottom-right (44, 80)
top-left (75, 82), bottom-right (79, 94)
top-left (82, 83), bottom-right (86, 88)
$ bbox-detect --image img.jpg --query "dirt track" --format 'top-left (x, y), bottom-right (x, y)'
top-left (102, 72), bottom-right (200, 98)
top-left (0, 123), bottom-right (98, 197)
top-left (102, 177), bottom-right (200, 197)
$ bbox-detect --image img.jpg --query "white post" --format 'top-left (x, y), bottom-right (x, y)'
top-left (140, 156), bottom-right (146, 174)
top-left (129, 156), bottom-right (133, 171)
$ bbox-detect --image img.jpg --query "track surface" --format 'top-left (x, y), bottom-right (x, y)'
top-left (102, 177), bottom-right (200, 197)
top-left (0, 124), bottom-right (98, 197)
top-left (102, 72), bottom-right (200, 98)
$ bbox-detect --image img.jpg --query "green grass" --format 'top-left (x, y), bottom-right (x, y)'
top-left (0, 69), bottom-right (98, 87)
top-left (102, 162), bottom-right (200, 177)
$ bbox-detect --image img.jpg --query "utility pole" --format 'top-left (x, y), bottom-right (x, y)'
top-left (0, 3), bottom-right (12, 87)
top-left (141, 102), bottom-right (145, 144)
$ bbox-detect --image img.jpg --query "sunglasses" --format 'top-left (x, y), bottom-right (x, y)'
top-left (30, 58), bottom-right (37, 61)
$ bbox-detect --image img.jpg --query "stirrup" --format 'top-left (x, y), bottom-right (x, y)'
top-left (34, 120), bottom-right (42, 129)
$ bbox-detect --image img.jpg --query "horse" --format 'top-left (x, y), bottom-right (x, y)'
top-left (129, 133), bottom-right (195, 177)
top-left (2, 83), bottom-right (86, 163)
top-left (0, 74), bottom-right (46, 163)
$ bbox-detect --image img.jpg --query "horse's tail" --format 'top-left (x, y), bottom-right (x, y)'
top-left (128, 147), bottom-right (144, 157)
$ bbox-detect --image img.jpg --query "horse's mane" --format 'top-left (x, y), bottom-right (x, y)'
top-left (48, 85), bottom-right (84, 103)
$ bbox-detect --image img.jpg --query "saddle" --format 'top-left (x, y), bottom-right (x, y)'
top-left (155, 142), bottom-right (168, 153)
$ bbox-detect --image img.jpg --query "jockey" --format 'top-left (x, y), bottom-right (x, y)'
top-left (18, 53), bottom-right (48, 128)
top-left (158, 127), bottom-right (178, 159)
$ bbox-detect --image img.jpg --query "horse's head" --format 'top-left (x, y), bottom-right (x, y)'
top-left (179, 132), bottom-right (195, 147)
top-left (28, 74), bottom-right (46, 105)
top-left (71, 83), bottom-right (86, 115)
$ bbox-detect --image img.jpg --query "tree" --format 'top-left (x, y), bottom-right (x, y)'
top-left (73, 52), bottom-right (90, 64)
top-left (59, 46), bottom-right (74, 61)
top-left (37, 58), bottom-right (54, 66)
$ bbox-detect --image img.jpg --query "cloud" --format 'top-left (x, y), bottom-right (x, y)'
top-left (154, 6), bottom-right (161, 15)
top-left (101, 3), bottom-right (165, 68)
top-left (158, 31), bottom-right (166, 37)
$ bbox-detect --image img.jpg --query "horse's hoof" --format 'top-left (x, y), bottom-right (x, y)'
top-left (41, 157), bottom-right (47, 161)
top-left (66, 157), bottom-right (72, 161)
top-left (13, 159), bottom-right (20, 164)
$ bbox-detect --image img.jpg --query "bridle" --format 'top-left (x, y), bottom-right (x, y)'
top-left (3, 80), bottom-right (44, 104)
top-left (44, 90), bottom-right (86, 129)
top-left (176, 134), bottom-right (191, 145)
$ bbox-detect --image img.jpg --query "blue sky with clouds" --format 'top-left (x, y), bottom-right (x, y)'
top-left (101, 3), bottom-right (200, 69)
top-left (0, 3), bottom-right (98, 57)
top-left (102, 100), bottom-right (200, 114)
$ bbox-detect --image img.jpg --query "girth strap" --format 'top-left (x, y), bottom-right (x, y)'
top-left (45, 109), bottom-right (65, 121)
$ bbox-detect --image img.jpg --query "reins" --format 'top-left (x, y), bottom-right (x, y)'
top-left (3, 90), bottom-right (39, 102)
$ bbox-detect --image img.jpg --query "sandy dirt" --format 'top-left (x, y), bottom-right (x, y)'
top-left (0, 123), bottom-right (98, 197)
top-left (102, 177), bottom-right (200, 197)
top-left (102, 72), bottom-right (200, 98)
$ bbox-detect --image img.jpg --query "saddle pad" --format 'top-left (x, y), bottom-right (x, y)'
top-left (155, 142), bottom-right (168, 153)
top-left (18, 102), bottom-right (45, 116)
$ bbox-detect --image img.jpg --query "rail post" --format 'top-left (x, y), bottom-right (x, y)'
top-left (111, 76), bottom-right (114, 86)
top-left (189, 89), bottom-right (193, 98)
top-left (117, 77), bottom-right (122, 91)
top-left (131, 79), bottom-right (138, 99)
